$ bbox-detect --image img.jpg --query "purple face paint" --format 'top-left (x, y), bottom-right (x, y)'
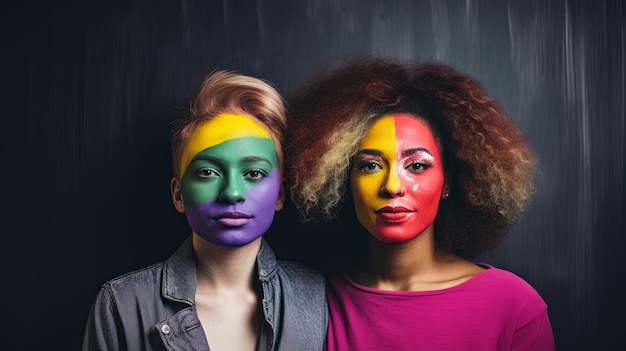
top-left (181, 135), bottom-right (281, 247)
top-left (184, 167), bottom-right (281, 247)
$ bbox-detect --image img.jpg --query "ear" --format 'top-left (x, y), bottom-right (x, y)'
top-left (441, 179), bottom-right (451, 200)
top-left (170, 177), bottom-right (186, 213)
top-left (275, 185), bottom-right (285, 211)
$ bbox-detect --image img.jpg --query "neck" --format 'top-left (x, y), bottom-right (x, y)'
top-left (192, 234), bottom-right (262, 292)
top-left (349, 224), bottom-right (481, 291)
top-left (370, 229), bottom-right (436, 277)
top-left (350, 224), bottom-right (440, 290)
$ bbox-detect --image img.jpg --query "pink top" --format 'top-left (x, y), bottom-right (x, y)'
top-left (325, 264), bottom-right (555, 351)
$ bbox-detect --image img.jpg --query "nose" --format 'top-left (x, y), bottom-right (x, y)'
top-left (380, 169), bottom-right (405, 197)
top-left (218, 176), bottom-right (246, 203)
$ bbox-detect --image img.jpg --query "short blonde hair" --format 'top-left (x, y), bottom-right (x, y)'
top-left (169, 70), bottom-right (287, 178)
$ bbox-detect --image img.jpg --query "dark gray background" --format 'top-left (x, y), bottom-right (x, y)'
top-left (2, 0), bottom-right (624, 349)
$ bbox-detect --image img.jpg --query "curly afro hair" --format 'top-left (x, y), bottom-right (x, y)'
top-left (286, 57), bottom-right (538, 260)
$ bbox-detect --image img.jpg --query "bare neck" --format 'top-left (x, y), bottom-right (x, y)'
top-left (192, 234), bottom-right (262, 292)
top-left (350, 226), bottom-right (482, 291)
top-left (192, 234), bottom-right (264, 351)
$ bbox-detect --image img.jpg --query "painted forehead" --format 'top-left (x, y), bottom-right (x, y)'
top-left (391, 113), bottom-right (437, 148)
top-left (361, 113), bottom-right (437, 148)
top-left (180, 113), bottom-right (271, 175)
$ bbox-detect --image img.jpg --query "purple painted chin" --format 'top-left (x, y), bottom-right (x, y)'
top-left (186, 205), bottom-right (272, 247)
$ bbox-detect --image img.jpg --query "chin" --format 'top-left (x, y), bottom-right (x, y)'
top-left (373, 231), bottom-right (420, 244)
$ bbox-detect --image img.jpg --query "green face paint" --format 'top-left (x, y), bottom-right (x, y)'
top-left (178, 114), bottom-right (282, 247)
top-left (180, 137), bottom-right (279, 207)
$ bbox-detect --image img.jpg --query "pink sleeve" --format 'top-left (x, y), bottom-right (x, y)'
top-left (512, 303), bottom-right (555, 351)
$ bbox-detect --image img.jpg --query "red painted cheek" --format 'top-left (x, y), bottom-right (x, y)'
top-left (369, 114), bottom-right (445, 242)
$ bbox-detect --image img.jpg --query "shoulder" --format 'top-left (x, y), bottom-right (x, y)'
top-left (100, 237), bottom-right (193, 295)
top-left (472, 265), bottom-right (555, 347)
top-left (97, 262), bottom-right (165, 300)
top-left (259, 238), bottom-right (326, 288)
top-left (479, 265), bottom-right (542, 292)
top-left (86, 261), bottom-right (166, 322)
top-left (275, 259), bottom-right (326, 287)
top-left (271, 259), bottom-right (328, 314)
top-left (472, 265), bottom-right (548, 311)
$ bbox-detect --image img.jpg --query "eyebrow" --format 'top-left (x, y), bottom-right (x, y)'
top-left (403, 148), bottom-right (433, 158)
top-left (355, 149), bottom-right (383, 157)
top-left (242, 156), bottom-right (273, 165)
top-left (192, 155), bottom-right (272, 166)
top-left (356, 148), bottom-right (433, 158)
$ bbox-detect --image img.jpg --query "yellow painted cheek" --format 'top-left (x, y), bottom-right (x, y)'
top-left (352, 115), bottom-right (400, 232)
top-left (352, 173), bottom-right (380, 234)
top-left (353, 172), bottom-right (388, 208)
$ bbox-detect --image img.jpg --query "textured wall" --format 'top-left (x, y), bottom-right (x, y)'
top-left (2, 0), bottom-right (623, 349)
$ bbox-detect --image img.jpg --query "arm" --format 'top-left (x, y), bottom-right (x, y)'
top-left (82, 286), bottom-right (124, 351)
top-left (512, 303), bottom-right (555, 351)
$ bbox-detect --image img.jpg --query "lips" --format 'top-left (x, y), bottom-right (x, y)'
top-left (375, 206), bottom-right (414, 223)
top-left (214, 212), bottom-right (252, 226)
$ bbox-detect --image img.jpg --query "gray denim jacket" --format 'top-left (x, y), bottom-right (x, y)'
top-left (83, 236), bottom-right (328, 350)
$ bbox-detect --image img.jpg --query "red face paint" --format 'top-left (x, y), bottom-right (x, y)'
top-left (350, 114), bottom-right (445, 243)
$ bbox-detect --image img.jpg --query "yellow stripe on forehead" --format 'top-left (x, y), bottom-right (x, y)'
top-left (360, 114), bottom-right (397, 150)
top-left (180, 113), bottom-right (270, 175)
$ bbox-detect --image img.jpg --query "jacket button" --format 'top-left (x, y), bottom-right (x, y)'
top-left (161, 324), bottom-right (171, 335)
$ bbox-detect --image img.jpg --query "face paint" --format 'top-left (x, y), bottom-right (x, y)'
top-left (180, 114), bottom-right (281, 247)
top-left (350, 114), bottom-right (444, 243)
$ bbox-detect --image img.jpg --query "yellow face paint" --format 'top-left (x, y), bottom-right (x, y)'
top-left (355, 114), bottom-right (400, 211)
top-left (180, 113), bottom-right (270, 176)
top-left (351, 114), bottom-right (444, 243)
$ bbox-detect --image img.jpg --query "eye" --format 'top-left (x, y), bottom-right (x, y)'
top-left (194, 168), bottom-right (219, 178)
top-left (406, 160), bottom-right (432, 173)
top-left (244, 169), bottom-right (269, 181)
top-left (356, 160), bottom-right (383, 174)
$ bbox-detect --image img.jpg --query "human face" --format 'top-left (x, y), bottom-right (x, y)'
top-left (179, 114), bottom-right (282, 247)
top-left (350, 114), bottom-right (445, 243)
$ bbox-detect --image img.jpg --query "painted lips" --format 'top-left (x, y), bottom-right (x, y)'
top-left (214, 212), bottom-right (252, 226)
top-left (375, 206), bottom-right (414, 223)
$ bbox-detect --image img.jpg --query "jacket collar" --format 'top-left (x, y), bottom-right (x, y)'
top-left (161, 236), bottom-right (278, 304)
top-left (256, 236), bottom-right (278, 281)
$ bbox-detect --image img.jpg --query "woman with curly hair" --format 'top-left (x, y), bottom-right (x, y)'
top-left (286, 58), bottom-right (555, 350)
